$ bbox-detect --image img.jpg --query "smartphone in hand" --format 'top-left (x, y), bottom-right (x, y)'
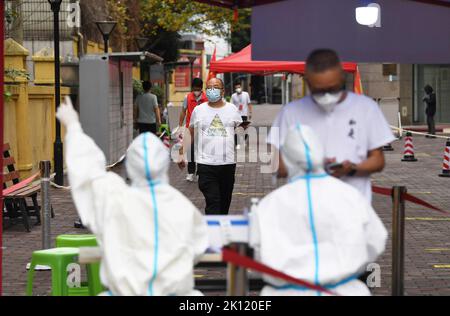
top-left (326, 162), bottom-right (344, 174)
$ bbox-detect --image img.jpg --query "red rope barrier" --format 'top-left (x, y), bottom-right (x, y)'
top-left (372, 185), bottom-right (450, 215)
top-left (222, 248), bottom-right (338, 296)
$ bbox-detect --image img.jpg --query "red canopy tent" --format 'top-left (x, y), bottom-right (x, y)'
top-left (209, 45), bottom-right (363, 94)
top-left (210, 44), bottom-right (358, 75)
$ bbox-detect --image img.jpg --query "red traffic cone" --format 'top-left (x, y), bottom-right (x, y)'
top-left (439, 139), bottom-right (450, 177)
top-left (401, 132), bottom-right (417, 162)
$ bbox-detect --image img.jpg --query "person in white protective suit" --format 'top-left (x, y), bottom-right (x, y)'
top-left (56, 97), bottom-right (209, 296)
top-left (250, 124), bottom-right (388, 296)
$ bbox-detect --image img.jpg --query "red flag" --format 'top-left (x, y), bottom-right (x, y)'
top-left (354, 66), bottom-right (364, 95)
top-left (207, 46), bottom-right (217, 81)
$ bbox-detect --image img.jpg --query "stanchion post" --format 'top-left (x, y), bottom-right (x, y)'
top-left (391, 186), bottom-right (406, 296)
top-left (40, 161), bottom-right (52, 249)
top-left (226, 243), bottom-right (249, 296)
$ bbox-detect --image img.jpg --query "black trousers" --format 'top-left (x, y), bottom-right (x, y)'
top-left (138, 123), bottom-right (157, 135)
top-left (235, 116), bottom-right (249, 145)
top-left (427, 114), bottom-right (436, 135)
top-left (188, 139), bottom-right (196, 175)
top-left (197, 164), bottom-right (236, 215)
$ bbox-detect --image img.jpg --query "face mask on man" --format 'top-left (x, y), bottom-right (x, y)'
top-left (206, 88), bottom-right (222, 103)
top-left (236, 88), bottom-right (242, 94)
top-left (312, 91), bottom-right (343, 113)
top-left (193, 91), bottom-right (202, 97)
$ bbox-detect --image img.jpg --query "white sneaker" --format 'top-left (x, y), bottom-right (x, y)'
top-left (186, 174), bottom-right (195, 182)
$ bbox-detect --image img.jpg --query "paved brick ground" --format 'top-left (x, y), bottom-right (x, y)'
top-left (2, 105), bottom-right (450, 296)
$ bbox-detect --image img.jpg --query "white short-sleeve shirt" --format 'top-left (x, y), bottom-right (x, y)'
top-left (268, 92), bottom-right (395, 202)
top-left (190, 102), bottom-right (243, 165)
top-left (231, 92), bottom-right (251, 116)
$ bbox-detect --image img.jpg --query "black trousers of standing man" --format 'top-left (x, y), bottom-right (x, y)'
top-left (197, 164), bottom-right (236, 215)
top-left (427, 114), bottom-right (436, 136)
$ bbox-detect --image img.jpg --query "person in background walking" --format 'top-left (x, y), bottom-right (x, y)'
top-left (134, 81), bottom-right (161, 135)
top-left (179, 78), bottom-right (208, 182)
top-left (232, 81), bottom-right (253, 149)
top-left (423, 84), bottom-right (437, 138)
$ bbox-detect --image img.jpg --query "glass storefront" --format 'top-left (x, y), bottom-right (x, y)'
top-left (414, 65), bottom-right (450, 123)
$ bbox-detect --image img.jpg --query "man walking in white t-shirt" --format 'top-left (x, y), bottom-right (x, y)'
top-left (232, 81), bottom-right (253, 149)
top-left (179, 78), bottom-right (243, 215)
top-left (268, 49), bottom-right (395, 203)
top-left (232, 81), bottom-right (253, 121)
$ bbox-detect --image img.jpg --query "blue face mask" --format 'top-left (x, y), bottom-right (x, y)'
top-left (206, 88), bottom-right (222, 103)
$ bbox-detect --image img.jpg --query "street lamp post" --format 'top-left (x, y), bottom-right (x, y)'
top-left (136, 37), bottom-right (149, 51)
top-left (136, 37), bottom-right (149, 81)
top-left (95, 21), bottom-right (117, 54)
top-left (48, 0), bottom-right (64, 185)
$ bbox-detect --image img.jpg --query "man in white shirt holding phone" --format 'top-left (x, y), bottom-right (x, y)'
top-left (268, 49), bottom-right (395, 203)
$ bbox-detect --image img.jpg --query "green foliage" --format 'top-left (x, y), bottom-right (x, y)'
top-left (4, 68), bottom-right (31, 101)
top-left (4, 90), bottom-right (13, 103)
top-left (146, 30), bottom-right (181, 63)
top-left (133, 79), bottom-right (164, 104)
top-left (4, 68), bottom-right (31, 81)
top-left (5, 7), bottom-right (18, 25)
top-left (139, 0), bottom-right (251, 39)
top-left (106, 0), bottom-right (130, 38)
top-left (133, 78), bottom-right (144, 95)
top-left (151, 85), bottom-right (164, 103)
top-left (231, 11), bottom-right (252, 52)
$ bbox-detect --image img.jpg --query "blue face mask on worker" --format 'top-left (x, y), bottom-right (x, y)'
top-left (206, 88), bottom-right (223, 103)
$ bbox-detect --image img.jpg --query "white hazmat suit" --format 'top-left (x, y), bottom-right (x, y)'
top-left (57, 97), bottom-right (209, 296)
top-left (250, 124), bottom-right (387, 296)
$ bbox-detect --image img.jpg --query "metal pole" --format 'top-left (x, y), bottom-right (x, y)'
top-left (391, 186), bottom-right (406, 296)
top-left (40, 161), bottom-right (52, 249)
top-left (0, 0), bottom-right (5, 297)
top-left (51, 1), bottom-right (64, 185)
top-left (226, 243), bottom-right (249, 296)
top-left (103, 35), bottom-right (109, 54)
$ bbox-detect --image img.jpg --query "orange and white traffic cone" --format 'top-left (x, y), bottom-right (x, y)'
top-left (439, 139), bottom-right (450, 177)
top-left (401, 132), bottom-right (417, 162)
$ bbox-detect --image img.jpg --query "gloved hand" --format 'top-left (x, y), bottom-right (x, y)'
top-left (56, 96), bottom-right (79, 127)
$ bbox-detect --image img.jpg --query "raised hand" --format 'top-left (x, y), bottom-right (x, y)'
top-left (56, 96), bottom-right (79, 127)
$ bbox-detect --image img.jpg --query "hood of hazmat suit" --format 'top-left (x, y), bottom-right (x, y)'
top-left (250, 124), bottom-right (387, 296)
top-left (64, 120), bottom-right (208, 296)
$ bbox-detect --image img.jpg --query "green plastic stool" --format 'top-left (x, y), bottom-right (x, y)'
top-left (56, 234), bottom-right (104, 296)
top-left (26, 247), bottom-right (79, 296)
top-left (159, 124), bottom-right (170, 137)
